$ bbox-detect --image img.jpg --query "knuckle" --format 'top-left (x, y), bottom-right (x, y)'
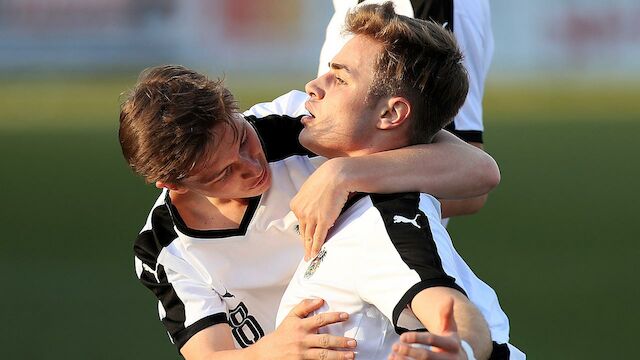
top-left (319, 349), bottom-right (328, 360)
top-left (397, 344), bottom-right (410, 355)
top-left (419, 333), bottom-right (432, 344)
top-left (320, 334), bottom-right (330, 347)
top-left (405, 332), bottom-right (418, 343)
top-left (315, 314), bottom-right (325, 326)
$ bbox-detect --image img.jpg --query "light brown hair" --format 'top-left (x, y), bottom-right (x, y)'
top-left (119, 65), bottom-right (238, 183)
top-left (345, 2), bottom-right (469, 144)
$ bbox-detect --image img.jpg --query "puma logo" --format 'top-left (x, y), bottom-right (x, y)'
top-left (393, 214), bottom-right (421, 229)
top-left (142, 263), bottom-right (160, 282)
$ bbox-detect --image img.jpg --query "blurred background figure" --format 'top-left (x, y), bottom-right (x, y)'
top-left (2, 0), bottom-right (638, 81)
top-left (1, 1), bottom-right (638, 359)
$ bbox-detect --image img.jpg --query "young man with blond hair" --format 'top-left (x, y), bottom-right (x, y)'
top-left (278, 3), bottom-right (524, 359)
top-left (318, 0), bottom-right (495, 222)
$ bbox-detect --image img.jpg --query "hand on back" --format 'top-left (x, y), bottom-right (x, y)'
top-left (257, 298), bottom-right (356, 360)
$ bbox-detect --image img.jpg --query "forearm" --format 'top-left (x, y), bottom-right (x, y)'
top-left (411, 288), bottom-right (492, 360)
top-left (331, 130), bottom-right (500, 199)
top-left (440, 195), bottom-right (488, 218)
top-left (451, 298), bottom-right (493, 360)
top-left (184, 347), bottom-right (254, 360)
top-left (181, 324), bottom-right (256, 360)
top-left (439, 142), bottom-right (492, 218)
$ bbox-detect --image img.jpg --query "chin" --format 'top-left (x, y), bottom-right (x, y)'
top-left (299, 131), bottom-right (323, 156)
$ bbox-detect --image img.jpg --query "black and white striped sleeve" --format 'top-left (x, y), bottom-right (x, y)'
top-left (353, 193), bottom-right (466, 333)
top-left (133, 205), bottom-right (227, 350)
top-left (409, 0), bottom-right (486, 143)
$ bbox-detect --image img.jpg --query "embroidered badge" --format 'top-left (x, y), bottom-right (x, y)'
top-left (304, 248), bottom-right (327, 279)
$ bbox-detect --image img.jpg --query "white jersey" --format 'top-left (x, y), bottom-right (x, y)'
top-left (133, 91), bottom-right (322, 350)
top-left (277, 192), bottom-right (525, 359)
top-left (318, 0), bottom-right (493, 144)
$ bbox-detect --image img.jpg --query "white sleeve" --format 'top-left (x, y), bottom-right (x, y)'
top-left (349, 196), bottom-right (465, 331)
top-left (243, 90), bottom-right (310, 118)
top-left (451, 0), bottom-right (494, 140)
top-left (134, 233), bottom-right (229, 350)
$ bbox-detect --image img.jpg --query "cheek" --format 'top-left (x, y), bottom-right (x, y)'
top-left (248, 133), bottom-right (265, 158)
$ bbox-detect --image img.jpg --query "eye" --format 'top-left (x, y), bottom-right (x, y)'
top-left (217, 166), bottom-right (232, 182)
top-left (335, 76), bottom-right (347, 85)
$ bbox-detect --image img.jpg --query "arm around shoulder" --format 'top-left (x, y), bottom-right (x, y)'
top-left (334, 129), bottom-right (499, 200)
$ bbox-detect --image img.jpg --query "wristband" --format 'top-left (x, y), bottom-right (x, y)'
top-left (460, 340), bottom-right (476, 360)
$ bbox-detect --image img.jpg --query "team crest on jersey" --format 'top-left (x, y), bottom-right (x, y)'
top-left (304, 248), bottom-right (327, 279)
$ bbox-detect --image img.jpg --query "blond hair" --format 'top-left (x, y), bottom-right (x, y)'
top-left (346, 2), bottom-right (469, 143)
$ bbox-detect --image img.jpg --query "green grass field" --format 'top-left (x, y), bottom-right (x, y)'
top-left (1, 74), bottom-right (638, 359)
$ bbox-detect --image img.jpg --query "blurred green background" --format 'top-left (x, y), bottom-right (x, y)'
top-left (1, 74), bottom-right (638, 359)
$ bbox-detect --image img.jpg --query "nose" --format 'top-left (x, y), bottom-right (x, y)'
top-left (305, 74), bottom-right (326, 100)
top-left (239, 153), bottom-right (262, 179)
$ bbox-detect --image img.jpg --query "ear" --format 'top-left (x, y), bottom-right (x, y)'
top-left (376, 97), bottom-right (411, 130)
top-left (155, 181), bottom-right (188, 194)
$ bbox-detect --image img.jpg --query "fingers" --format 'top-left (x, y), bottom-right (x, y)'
top-left (303, 221), bottom-right (317, 261)
top-left (440, 297), bottom-right (457, 334)
top-left (388, 342), bottom-right (452, 360)
top-left (290, 298), bottom-right (325, 319)
top-left (304, 348), bottom-right (355, 360)
top-left (400, 332), bottom-right (460, 354)
top-left (310, 220), bottom-right (331, 259)
top-left (303, 311), bottom-right (350, 330)
top-left (304, 333), bottom-right (357, 350)
top-left (388, 355), bottom-right (411, 360)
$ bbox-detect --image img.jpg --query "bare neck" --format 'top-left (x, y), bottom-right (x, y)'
top-left (169, 190), bottom-right (250, 231)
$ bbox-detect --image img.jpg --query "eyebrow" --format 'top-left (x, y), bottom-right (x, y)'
top-left (329, 62), bottom-right (351, 73)
top-left (199, 122), bottom-right (247, 183)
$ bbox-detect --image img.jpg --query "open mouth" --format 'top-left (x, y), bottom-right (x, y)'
top-left (304, 101), bottom-right (316, 120)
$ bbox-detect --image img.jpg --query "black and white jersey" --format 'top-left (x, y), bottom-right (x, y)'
top-left (133, 91), bottom-right (321, 351)
top-left (318, 0), bottom-right (493, 144)
top-left (276, 192), bottom-right (525, 359)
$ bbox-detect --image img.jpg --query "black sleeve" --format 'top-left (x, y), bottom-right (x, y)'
top-left (444, 123), bottom-right (484, 143)
top-left (410, 0), bottom-right (455, 31)
top-left (246, 114), bottom-right (316, 162)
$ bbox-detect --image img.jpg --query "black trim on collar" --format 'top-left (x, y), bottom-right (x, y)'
top-left (165, 191), bottom-right (262, 239)
top-left (339, 192), bottom-right (369, 216)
